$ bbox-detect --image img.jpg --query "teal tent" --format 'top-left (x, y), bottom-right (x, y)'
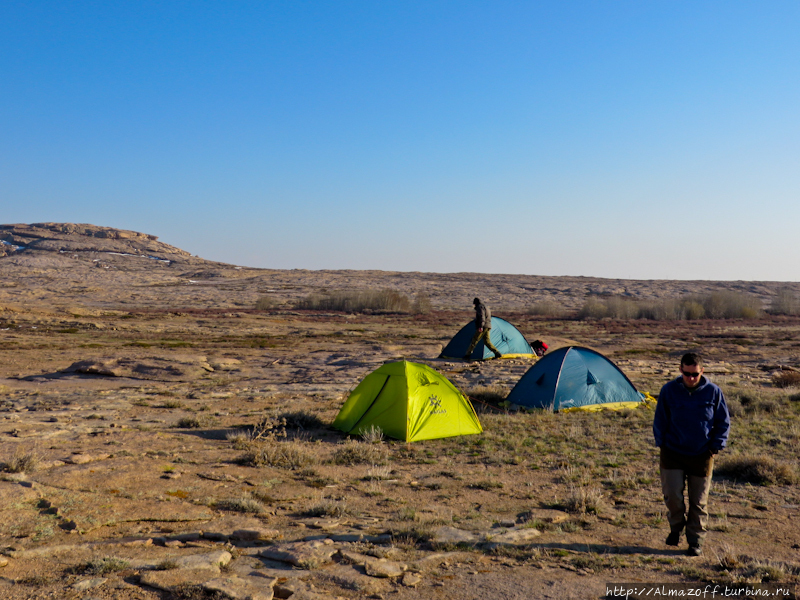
top-left (440, 317), bottom-right (534, 360)
top-left (505, 346), bottom-right (643, 412)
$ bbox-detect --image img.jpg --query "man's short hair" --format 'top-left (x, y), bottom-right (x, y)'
top-left (473, 297), bottom-right (480, 305)
top-left (681, 352), bottom-right (703, 367)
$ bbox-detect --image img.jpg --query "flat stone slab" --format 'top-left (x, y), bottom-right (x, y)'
top-left (432, 526), bottom-right (482, 545)
top-left (140, 567), bottom-right (221, 591)
top-left (364, 557), bottom-right (406, 578)
top-left (71, 577), bottom-right (107, 591)
top-left (174, 550), bottom-right (232, 570)
top-left (523, 508), bottom-right (571, 524)
top-left (0, 481), bottom-right (39, 510)
top-left (259, 539), bottom-right (337, 569)
top-left (338, 550), bottom-right (407, 578)
top-left (29, 484), bottom-right (214, 532)
top-left (324, 565), bottom-right (390, 595)
top-left (61, 355), bottom-right (214, 381)
top-left (64, 452), bottom-right (110, 464)
top-left (203, 575), bottom-right (276, 600)
top-left (484, 527), bottom-right (541, 546)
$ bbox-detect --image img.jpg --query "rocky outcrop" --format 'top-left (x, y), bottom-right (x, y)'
top-left (0, 223), bottom-right (191, 259)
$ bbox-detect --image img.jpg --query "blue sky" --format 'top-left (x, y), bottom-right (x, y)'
top-left (2, 2), bottom-right (799, 281)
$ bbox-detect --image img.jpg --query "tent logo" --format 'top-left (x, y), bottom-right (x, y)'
top-left (429, 395), bottom-right (446, 415)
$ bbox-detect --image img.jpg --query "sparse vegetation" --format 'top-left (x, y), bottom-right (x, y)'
top-left (295, 289), bottom-right (413, 313)
top-left (577, 291), bottom-right (762, 320)
top-left (527, 300), bottom-right (567, 318)
top-left (71, 556), bottom-right (130, 575)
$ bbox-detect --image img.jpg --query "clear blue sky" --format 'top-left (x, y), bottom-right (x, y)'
top-left (3, 2), bottom-right (799, 281)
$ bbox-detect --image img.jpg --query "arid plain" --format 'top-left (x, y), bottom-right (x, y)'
top-left (2, 223), bottom-right (800, 600)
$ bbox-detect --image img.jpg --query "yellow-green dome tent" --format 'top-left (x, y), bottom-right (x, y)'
top-left (333, 361), bottom-right (483, 442)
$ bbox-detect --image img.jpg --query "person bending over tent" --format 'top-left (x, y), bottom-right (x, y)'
top-left (463, 298), bottom-right (502, 360)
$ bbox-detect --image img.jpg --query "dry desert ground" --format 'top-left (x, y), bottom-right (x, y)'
top-left (1, 223), bottom-right (800, 600)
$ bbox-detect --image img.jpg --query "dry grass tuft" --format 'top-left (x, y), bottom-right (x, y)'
top-left (241, 441), bottom-right (317, 470)
top-left (332, 440), bottom-right (389, 466)
top-left (559, 486), bottom-right (605, 515)
top-left (1, 449), bottom-right (41, 474)
top-left (173, 416), bottom-right (205, 429)
top-left (715, 455), bottom-right (797, 485)
top-left (301, 496), bottom-right (350, 518)
top-left (71, 556), bottom-right (130, 576)
top-left (216, 494), bottom-right (267, 514)
top-left (360, 424), bottom-right (384, 444)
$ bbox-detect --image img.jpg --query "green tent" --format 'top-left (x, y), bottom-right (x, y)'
top-left (333, 360), bottom-right (483, 442)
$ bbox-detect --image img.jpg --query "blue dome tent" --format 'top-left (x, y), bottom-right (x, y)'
top-left (506, 346), bottom-right (644, 412)
top-left (440, 317), bottom-right (534, 360)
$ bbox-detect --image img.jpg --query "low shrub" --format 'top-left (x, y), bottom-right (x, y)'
top-left (768, 287), bottom-right (800, 316)
top-left (411, 293), bottom-right (433, 315)
top-left (559, 486), bottom-right (605, 515)
top-left (527, 301), bottom-right (567, 318)
top-left (715, 455), bottom-right (797, 485)
top-left (577, 291), bottom-right (762, 321)
top-left (773, 370), bottom-right (800, 389)
top-left (255, 296), bottom-right (276, 310)
top-left (295, 289), bottom-right (412, 313)
top-left (174, 416), bottom-right (205, 429)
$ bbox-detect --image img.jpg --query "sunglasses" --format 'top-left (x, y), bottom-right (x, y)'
top-left (681, 370), bottom-right (701, 378)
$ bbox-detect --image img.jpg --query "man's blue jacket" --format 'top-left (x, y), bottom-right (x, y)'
top-left (653, 376), bottom-right (730, 457)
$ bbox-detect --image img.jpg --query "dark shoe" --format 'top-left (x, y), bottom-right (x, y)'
top-left (494, 353), bottom-right (503, 359)
top-left (462, 355), bottom-right (472, 361)
top-left (687, 544), bottom-right (702, 557)
top-left (665, 531), bottom-right (681, 546)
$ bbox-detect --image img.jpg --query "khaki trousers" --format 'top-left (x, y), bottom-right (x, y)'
top-left (465, 328), bottom-right (501, 358)
top-left (659, 448), bottom-right (714, 545)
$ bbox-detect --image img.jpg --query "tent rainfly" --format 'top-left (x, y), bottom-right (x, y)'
top-left (332, 360), bottom-right (483, 442)
top-left (505, 346), bottom-right (644, 412)
top-left (439, 317), bottom-right (534, 360)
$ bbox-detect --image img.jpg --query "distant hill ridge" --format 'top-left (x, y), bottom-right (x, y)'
top-left (0, 222), bottom-right (191, 259)
top-left (1, 222), bottom-right (797, 314)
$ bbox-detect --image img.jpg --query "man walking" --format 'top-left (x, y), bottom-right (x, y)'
top-left (653, 352), bottom-right (730, 556)
top-left (463, 298), bottom-right (502, 360)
